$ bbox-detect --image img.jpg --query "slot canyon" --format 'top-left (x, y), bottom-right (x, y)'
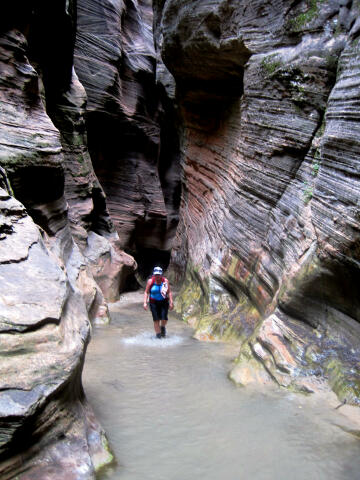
top-left (1, 0), bottom-right (360, 478)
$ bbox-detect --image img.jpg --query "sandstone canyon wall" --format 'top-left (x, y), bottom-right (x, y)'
top-left (0, 0), bottom-right (178, 475)
top-left (154, 0), bottom-right (360, 403)
top-left (2, 0), bottom-right (360, 477)
top-left (0, 1), bottom-right (139, 477)
top-left (74, 0), bottom-right (181, 276)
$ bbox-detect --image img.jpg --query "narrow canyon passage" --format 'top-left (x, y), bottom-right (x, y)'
top-left (83, 292), bottom-right (360, 480)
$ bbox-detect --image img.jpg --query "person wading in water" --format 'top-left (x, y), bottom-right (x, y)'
top-left (143, 266), bottom-right (174, 339)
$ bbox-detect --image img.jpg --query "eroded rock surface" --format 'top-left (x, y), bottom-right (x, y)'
top-left (155, 0), bottom-right (360, 403)
top-left (2, 0), bottom-right (360, 476)
top-left (74, 0), bottom-right (180, 273)
top-left (0, 183), bottom-right (111, 479)
top-left (0, 2), bottom-right (136, 476)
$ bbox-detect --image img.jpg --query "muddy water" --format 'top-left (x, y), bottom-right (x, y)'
top-left (83, 292), bottom-right (360, 480)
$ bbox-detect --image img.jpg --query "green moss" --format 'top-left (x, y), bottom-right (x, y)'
top-left (325, 54), bottom-right (338, 71)
top-left (302, 147), bottom-right (323, 201)
top-left (174, 263), bottom-right (209, 321)
top-left (311, 148), bottom-right (321, 176)
top-left (194, 309), bottom-right (249, 343)
top-left (304, 344), bottom-right (321, 364)
top-left (316, 118), bottom-right (326, 138)
top-left (263, 61), bottom-right (310, 109)
top-left (94, 433), bottom-right (116, 475)
top-left (290, 0), bottom-right (325, 31)
top-left (325, 358), bottom-right (360, 406)
top-left (261, 54), bottom-right (282, 76)
top-left (298, 85), bottom-right (305, 94)
top-left (303, 180), bottom-right (313, 203)
top-left (175, 261), bottom-right (262, 343)
top-left (312, 163), bottom-right (320, 176)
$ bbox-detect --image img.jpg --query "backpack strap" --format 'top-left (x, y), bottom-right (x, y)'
top-left (149, 275), bottom-right (165, 303)
top-left (150, 275), bottom-right (165, 288)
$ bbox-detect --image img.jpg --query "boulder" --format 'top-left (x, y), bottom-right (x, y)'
top-left (0, 183), bottom-right (113, 478)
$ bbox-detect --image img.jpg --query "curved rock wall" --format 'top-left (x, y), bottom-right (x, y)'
top-left (155, 0), bottom-right (360, 403)
top-left (0, 174), bottom-right (111, 479)
top-left (0, 2), bottom-right (136, 477)
top-left (2, 0), bottom-right (360, 475)
top-left (0, 0), bottom-right (181, 475)
top-left (74, 0), bottom-right (181, 275)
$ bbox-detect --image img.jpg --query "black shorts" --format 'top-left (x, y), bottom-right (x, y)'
top-left (149, 299), bottom-right (169, 321)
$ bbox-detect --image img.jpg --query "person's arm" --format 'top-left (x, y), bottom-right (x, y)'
top-left (143, 280), bottom-right (151, 310)
top-left (168, 282), bottom-right (174, 310)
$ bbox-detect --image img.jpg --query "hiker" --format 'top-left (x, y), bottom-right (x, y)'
top-left (143, 266), bottom-right (174, 339)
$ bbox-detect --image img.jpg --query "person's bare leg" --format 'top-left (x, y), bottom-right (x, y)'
top-left (160, 320), bottom-right (168, 337)
top-left (154, 320), bottom-right (161, 335)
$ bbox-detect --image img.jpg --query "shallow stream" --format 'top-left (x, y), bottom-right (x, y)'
top-left (83, 292), bottom-right (360, 480)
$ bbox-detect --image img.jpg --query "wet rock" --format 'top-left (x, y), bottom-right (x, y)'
top-left (0, 5), bottom-right (127, 477)
top-left (84, 231), bottom-right (136, 303)
top-left (157, 0), bottom-right (360, 404)
top-left (0, 187), bottom-right (112, 479)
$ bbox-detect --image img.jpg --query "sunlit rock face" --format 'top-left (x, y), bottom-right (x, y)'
top-left (155, 0), bottom-right (360, 403)
top-left (74, 0), bottom-right (180, 274)
top-left (0, 2), bottom-right (134, 476)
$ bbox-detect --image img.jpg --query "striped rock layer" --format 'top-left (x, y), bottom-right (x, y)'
top-left (74, 0), bottom-right (181, 274)
top-left (0, 2), bottom-right (135, 478)
top-left (154, 0), bottom-right (360, 402)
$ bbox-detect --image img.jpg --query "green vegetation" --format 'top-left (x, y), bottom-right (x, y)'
top-left (316, 118), bottom-right (326, 138)
top-left (333, 21), bottom-right (345, 37)
top-left (297, 84), bottom-right (305, 94)
top-left (175, 259), bottom-right (262, 343)
top-left (312, 162), bottom-right (320, 176)
top-left (326, 358), bottom-right (360, 406)
top-left (303, 180), bottom-right (313, 203)
top-left (325, 53), bottom-right (338, 71)
top-left (261, 54), bottom-right (282, 75)
top-left (303, 149), bottom-right (321, 202)
top-left (292, 84), bottom-right (306, 105)
top-left (94, 433), bottom-right (116, 474)
top-left (262, 59), bottom-right (309, 108)
top-left (301, 141), bottom-right (323, 202)
top-left (174, 263), bottom-right (209, 322)
top-left (312, 148), bottom-right (321, 176)
top-left (290, 0), bottom-right (325, 31)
